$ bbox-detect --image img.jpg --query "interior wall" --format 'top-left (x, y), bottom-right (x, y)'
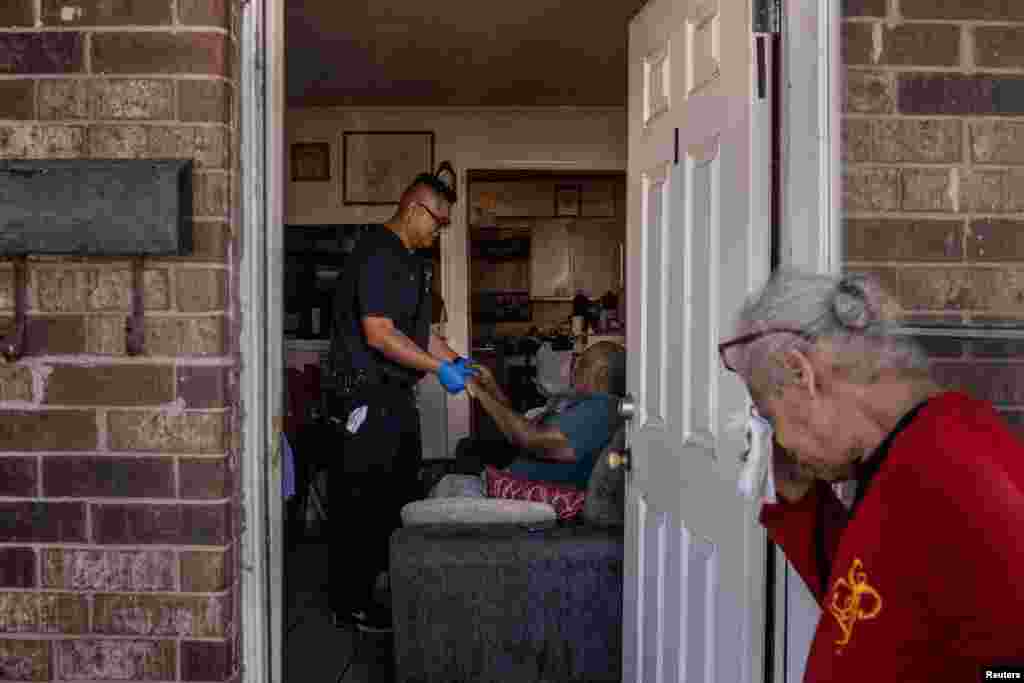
top-left (285, 106), bottom-right (627, 450)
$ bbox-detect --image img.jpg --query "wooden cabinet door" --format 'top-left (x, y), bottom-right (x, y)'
top-left (529, 219), bottom-right (573, 298)
top-left (570, 219), bottom-right (624, 299)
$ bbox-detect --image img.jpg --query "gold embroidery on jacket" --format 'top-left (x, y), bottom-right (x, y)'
top-left (828, 558), bottom-right (883, 650)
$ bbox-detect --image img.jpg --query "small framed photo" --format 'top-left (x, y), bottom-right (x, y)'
top-left (291, 142), bottom-right (331, 182)
top-left (555, 184), bottom-right (581, 217)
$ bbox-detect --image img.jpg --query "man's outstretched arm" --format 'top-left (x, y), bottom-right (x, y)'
top-left (467, 377), bottom-right (574, 461)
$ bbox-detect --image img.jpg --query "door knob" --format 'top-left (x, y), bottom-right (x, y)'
top-left (618, 394), bottom-right (636, 421)
top-left (608, 448), bottom-right (631, 471)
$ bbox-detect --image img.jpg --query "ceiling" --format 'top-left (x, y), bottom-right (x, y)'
top-left (285, 1), bottom-right (646, 108)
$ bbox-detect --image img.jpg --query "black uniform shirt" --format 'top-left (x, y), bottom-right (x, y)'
top-left (330, 224), bottom-right (432, 386)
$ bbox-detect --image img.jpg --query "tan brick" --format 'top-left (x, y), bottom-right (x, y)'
top-left (0, 80), bottom-right (36, 120)
top-left (179, 0), bottom-right (229, 28)
top-left (0, 364), bottom-right (33, 402)
top-left (0, 639), bottom-right (50, 682)
top-left (0, 2), bottom-right (34, 27)
top-left (80, 268), bottom-right (169, 312)
top-left (1004, 169), bottom-right (1024, 212)
top-left (194, 126), bottom-right (229, 169)
top-left (147, 124), bottom-right (193, 157)
top-left (843, 167), bottom-right (900, 212)
top-left (842, 118), bottom-right (873, 162)
top-left (902, 0), bottom-right (1024, 21)
top-left (86, 124), bottom-right (148, 158)
top-left (881, 24), bottom-right (960, 67)
top-left (26, 316), bottom-right (89, 355)
top-left (86, 315), bottom-right (128, 355)
top-left (39, 79), bottom-right (89, 120)
top-left (91, 79), bottom-right (175, 120)
top-left (192, 221), bottom-right (230, 261)
top-left (971, 121), bottom-right (1024, 165)
top-left (901, 168), bottom-right (954, 212)
top-left (0, 592), bottom-right (87, 634)
top-left (92, 33), bottom-right (228, 76)
top-left (842, 22), bottom-right (875, 65)
top-left (45, 365), bottom-right (174, 405)
top-left (41, 0), bottom-right (172, 26)
top-left (0, 125), bottom-right (87, 158)
top-left (968, 267), bottom-right (1024, 313)
top-left (960, 169), bottom-right (1005, 213)
top-left (194, 172), bottom-right (230, 218)
top-left (108, 410), bottom-right (224, 453)
top-left (897, 267), bottom-right (974, 311)
top-left (55, 639), bottom-right (175, 681)
top-left (873, 119), bottom-right (961, 163)
top-left (42, 549), bottom-right (176, 591)
top-left (181, 550), bottom-right (228, 592)
top-left (897, 267), bottom-right (1024, 314)
top-left (93, 594), bottom-right (226, 637)
top-left (0, 410), bottom-right (97, 450)
top-left (178, 80), bottom-right (232, 123)
top-left (845, 218), bottom-right (965, 262)
top-left (844, 69), bottom-right (894, 114)
top-left (0, 266), bottom-right (13, 309)
top-left (176, 269), bottom-right (226, 312)
top-left (975, 26), bottom-right (1024, 69)
top-left (144, 316), bottom-right (225, 356)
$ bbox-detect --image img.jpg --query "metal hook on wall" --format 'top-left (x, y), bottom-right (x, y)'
top-left (0, 255), bottom-right (27, 363)
top-left (126, 256), bottom-right (145, 356)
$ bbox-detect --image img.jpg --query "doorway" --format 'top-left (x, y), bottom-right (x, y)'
top-left (239, 1), bottom-right (842, 682)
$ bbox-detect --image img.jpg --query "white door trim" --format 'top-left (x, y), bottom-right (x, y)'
top-left (775, 1), bottom-right (841, 681)
top-left (240, 0), bottom-right (286, 682)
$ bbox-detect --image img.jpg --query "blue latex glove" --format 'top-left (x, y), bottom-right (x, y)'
top-left (453, 356), bottom-right (476, 373)
top-left (437, 360), bottom-right (478, 395)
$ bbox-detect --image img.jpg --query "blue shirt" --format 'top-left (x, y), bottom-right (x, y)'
top-left (506, 393), bottom-right (619, 489)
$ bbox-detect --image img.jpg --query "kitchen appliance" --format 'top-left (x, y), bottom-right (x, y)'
top-left (472, 289), bottom-right (531, 323)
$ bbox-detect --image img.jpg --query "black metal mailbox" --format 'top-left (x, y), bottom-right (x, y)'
top-left (0, 159), bottom-right (193, 256)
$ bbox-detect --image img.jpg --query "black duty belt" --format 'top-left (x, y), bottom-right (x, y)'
top-left (333, 368), bottom-right (415, 396)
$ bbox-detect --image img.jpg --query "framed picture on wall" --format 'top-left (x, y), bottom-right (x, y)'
top-left (291, 142), bottom-right (331, 182)
top-left (342, 131), bottom-right (435, 205)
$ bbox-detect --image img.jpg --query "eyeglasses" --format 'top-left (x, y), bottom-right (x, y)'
top-left (718, 328), bottom-right (812, 373)
top-left (418, 202), bottom-right (450, 230)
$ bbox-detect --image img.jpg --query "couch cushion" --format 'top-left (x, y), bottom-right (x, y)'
top-left (401, 497), bottom-right (556, 526)
top-left (582, 424), bottom-right (627, 527)
top-left (485, 466), bottom-right (587, 520)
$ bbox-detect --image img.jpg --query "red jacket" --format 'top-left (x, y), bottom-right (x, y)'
top-left (761, 392), bottom-right (1024, 682)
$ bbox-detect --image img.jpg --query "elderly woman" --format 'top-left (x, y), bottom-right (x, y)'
top-left (719, 268), bottom-right (1024, 681)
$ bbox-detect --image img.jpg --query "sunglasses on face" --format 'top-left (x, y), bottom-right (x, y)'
top-left (717, 328), bottom-right (812, 373)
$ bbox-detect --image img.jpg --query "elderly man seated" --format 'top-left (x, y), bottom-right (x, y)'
top-left (431, 341), bottom-right (626, 499)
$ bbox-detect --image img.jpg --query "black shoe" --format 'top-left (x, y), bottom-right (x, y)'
top-left (351, 603), bottom-right (392, 634)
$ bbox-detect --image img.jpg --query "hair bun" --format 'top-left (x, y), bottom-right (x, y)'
top-left (832, 277), bottom-right (872, 330)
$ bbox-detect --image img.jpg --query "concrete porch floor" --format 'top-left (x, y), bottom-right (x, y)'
top-left (285, 539), bottom-right (395, 682)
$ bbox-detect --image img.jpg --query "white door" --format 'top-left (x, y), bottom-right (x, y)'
top-left (624, 0), bottom-right (773, 680)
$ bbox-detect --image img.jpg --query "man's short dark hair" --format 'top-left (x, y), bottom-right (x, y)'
top-left (411, 161), bottom-right (457, 204)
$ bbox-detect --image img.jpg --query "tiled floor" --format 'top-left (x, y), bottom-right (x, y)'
top-left (285, 539), bottom-right (395, 682)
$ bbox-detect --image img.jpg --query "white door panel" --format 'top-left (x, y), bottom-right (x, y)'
top-left (625, 0), bottom-right (771, 680)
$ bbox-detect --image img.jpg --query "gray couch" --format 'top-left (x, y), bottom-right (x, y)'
top-left (390, 425), bottom-right (626, 683)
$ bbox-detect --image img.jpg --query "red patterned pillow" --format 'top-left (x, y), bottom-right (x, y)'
top-left (485, 466), bottom-right (587, 521)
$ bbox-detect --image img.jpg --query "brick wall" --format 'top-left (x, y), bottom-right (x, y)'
top-left (842, 0), bottom-right (1024, 437)
top-left (0, 2), bottom-right (240, 681)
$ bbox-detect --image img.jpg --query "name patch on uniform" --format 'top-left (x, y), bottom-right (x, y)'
top-left (828, 557), bottom-right (883, 651)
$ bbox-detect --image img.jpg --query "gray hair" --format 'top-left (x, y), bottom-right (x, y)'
top-left (725, 268), bottom-right (928, 393)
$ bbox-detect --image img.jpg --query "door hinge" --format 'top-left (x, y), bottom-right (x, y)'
top-left (673, 127), bottom-right (679, 165)
top-left (756, 36), bottom-right (767, 100)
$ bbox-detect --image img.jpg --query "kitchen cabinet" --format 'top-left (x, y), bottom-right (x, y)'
top-left (529, 219), bottom-right (574, 299)
top-left (570, 219), bottom-right (624, 300)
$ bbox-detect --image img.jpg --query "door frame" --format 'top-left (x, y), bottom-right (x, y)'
top-left (773, 0), bottom-right (842, 681)
top-left (237, 0), bottom-right (839, 681)
top-left (240, 0), bottom-right (286, 682)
